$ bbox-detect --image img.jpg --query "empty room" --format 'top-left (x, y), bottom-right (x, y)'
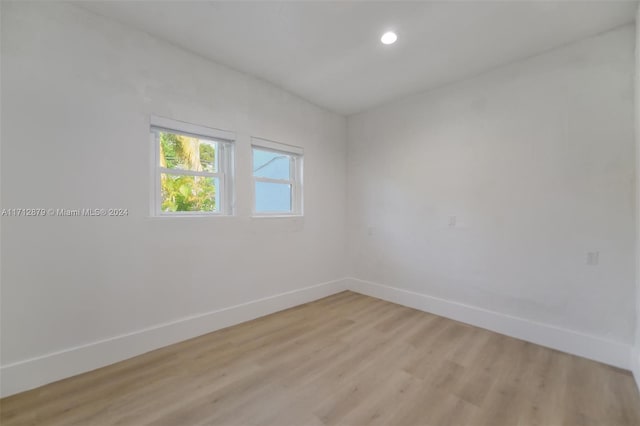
top-left (2, 0), bottom-right (640, 424)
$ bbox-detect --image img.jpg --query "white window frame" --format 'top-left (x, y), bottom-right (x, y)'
top-left (150, 116), bottom-right (235, 217)
top-left (251, 137), bottom-right (303, 217)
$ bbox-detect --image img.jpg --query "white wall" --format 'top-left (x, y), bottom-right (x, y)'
top-left (633, 4), bottom-right (640, 388)
top-left (348, 26), bottom-right (636, 359)
top-left (0, 2), bottom-right (347, 396)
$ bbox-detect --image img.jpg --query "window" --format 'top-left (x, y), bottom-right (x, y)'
top-left (252, 138), bottom-right (303, 216)
top-left (151, 116), bottom-right (234, 216)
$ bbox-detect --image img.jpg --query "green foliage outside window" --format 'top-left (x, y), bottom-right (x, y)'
top-left (159, 132), bottom-right (217, 212)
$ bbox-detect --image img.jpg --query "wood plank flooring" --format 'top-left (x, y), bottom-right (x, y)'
top-left (2, 291), bottom-right (639, 425)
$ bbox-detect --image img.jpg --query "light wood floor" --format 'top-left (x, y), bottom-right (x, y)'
top-left (2, 291), bottom-right (640, 426)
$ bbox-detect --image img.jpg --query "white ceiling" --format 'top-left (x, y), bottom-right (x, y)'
top-left (78, 1), bottom-right (637, 115)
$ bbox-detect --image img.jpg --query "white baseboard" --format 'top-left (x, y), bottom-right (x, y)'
top-left (344, 277), bottom-right (632, 370)
top-left (2, 276), bottom-right (633, 398)
top-left (0, 278), bottom-right (348, 398)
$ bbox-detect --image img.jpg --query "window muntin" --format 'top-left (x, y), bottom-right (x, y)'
top-left (151, 117), bottom-right (234, 216)
top-left (252, 139), bottom-right (302, 216)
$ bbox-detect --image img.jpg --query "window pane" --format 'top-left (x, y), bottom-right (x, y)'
top-left (255, 181), bottom-right (291, 213)
top-left (253, 148), bottom-right (290, 180)
top-left (160, 174), bottom-right (218, 212)
top-left (159, 131), bottom-right (216, 172)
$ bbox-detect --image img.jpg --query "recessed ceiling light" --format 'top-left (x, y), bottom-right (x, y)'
top-left (381, 31), bottom-right (397, 45)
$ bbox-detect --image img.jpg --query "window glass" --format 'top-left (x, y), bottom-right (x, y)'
top-left (151, 119), bottom-right (234, 216)
top-left (255, 181), bottom-right (292, 213)
top-left (159, 131), bottom-right (217, 173)
top-left (160, 174), bottom-right (218, 213)
top-left (253, 149), bottom-right (290, 180)
top-left (251, 142), bottom-right (302, 216)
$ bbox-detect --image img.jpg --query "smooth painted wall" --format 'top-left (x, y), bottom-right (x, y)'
top-left (347, 25), bottom-right (636, 345)
top-left (1, 1), bottom-right (346, 372)
top-left (634, 5), bottom-right (640, 385)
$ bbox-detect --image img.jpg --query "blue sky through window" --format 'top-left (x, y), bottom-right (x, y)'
top-left (253, 148), bottom-right (293, 212)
